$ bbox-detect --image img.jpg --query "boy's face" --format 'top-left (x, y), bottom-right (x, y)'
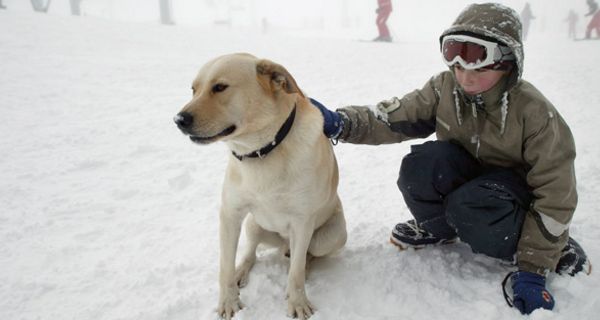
top-left (454, 65), bottom-right (507, 95)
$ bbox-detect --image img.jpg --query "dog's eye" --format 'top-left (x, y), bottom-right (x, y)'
top-left (212, 83), bottom-right (228, 93)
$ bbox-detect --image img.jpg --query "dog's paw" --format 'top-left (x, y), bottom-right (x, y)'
top-left (234, 258), bottom-right (256, 288)
top-left (234, 267), bottom-right (251, 288)
top-left (217, 294), bottom-right (244, 319)
top-left (286, 293), bottom-right (315, 319)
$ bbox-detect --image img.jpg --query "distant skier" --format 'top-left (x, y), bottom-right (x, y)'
top-left (585, 0), bottom-right (600, 38)
top-left (374, 0), bottom-right (393, 42)
top-left (565, 9), bottom-right (579, 39)
top-left (520, 3), bottom-right (535, 40)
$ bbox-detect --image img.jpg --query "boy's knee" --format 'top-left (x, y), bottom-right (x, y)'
top-left (399, 141), bottom-right (461, 184)
top-left (398, 141), bottom-right (479, 195)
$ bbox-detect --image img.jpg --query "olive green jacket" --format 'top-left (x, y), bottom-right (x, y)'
top-left (337, 3), bottom-right (576, 275)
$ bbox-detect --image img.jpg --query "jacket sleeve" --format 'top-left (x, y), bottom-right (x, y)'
top-left (335, 73), bottom-right (447, 145)
top-left (517, 105), bottom-right (577, 275)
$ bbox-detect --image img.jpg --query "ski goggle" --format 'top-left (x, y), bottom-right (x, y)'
top-left (441, 34), bottom-right (513, 70)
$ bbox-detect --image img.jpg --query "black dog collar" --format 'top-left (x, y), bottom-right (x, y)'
top-left (232, 105), bottom-right (297, 161)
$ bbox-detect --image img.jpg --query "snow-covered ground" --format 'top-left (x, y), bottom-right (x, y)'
top-left (2, 8), bottom-right (600, 320)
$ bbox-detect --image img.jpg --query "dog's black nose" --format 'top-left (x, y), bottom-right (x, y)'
top-left (174, 112), bottom-right (194, 130)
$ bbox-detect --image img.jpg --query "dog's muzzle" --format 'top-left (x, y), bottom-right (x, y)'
top-left (174, 112), bottom-right (236, 144)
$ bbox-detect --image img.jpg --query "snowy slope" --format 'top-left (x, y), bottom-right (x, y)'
top-left (1, 9), bottom-right (600, 320)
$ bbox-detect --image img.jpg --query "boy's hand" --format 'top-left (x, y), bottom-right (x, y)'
top-left (309, 98), bottom-right (344, 139)
top-left (511, 271), bottom-right (555, 314)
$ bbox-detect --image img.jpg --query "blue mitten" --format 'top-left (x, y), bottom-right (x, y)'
top-left (511, 271), bottom-right (555, 314)
top-left (309, 98), bottom-right (344, 139)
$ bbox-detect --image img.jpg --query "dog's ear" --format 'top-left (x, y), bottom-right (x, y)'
top-left (256, 59), bottom-right (305, 98)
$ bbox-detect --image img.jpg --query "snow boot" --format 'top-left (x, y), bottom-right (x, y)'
top-left (390, 219), bottom-right (457, 249)
top-left (555, 237), bottom-right (592, 276)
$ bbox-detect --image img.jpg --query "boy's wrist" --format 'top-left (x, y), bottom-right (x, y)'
top-left (517, 260), bottom-right (550, 277)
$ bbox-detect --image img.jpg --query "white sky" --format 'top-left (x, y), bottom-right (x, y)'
top-left (4, 0), bottom-right (592, 40)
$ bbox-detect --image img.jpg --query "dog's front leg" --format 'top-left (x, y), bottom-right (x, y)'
top-left (217, 207), bottom-right (245, 319)
top-left (286, 220), bottom-right (316, 319)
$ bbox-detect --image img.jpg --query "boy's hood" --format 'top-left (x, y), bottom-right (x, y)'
top-left (440, 3), bottom-right (524, 91)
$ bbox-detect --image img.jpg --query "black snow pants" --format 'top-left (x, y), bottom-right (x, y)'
top-left (397, 140), bottom-right (532, 261)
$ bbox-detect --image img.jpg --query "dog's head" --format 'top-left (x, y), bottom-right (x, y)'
top-left (174, 53), bottom-right (304, 145)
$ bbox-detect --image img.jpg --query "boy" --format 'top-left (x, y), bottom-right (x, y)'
top-left (313, 3), bottom-right (590, 315)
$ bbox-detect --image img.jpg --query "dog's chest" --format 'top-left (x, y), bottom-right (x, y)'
top-left (246, 190), bottom-right (311, 236)
top-left (251, 210), bottom-right (293, 236)
top-left (237, 176), bottom-right (317, 236)
top-left (229, 155), bottom-right (328, 236)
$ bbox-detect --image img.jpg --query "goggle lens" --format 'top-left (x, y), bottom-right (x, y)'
top-left (442, 39), bottom-right (488, 65)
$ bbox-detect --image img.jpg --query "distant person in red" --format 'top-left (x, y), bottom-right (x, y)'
top-left (565, 9), bottom-right (579, 39)
top-left (374, 0), bottom-right (393, 42)
top-left (520, 3), bottom-right (535, 40)
top-left (585, 0), bottom-right (600, 38)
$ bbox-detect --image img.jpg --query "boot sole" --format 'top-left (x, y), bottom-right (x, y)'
top-left (389, 236), bottom-right (457, 250)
